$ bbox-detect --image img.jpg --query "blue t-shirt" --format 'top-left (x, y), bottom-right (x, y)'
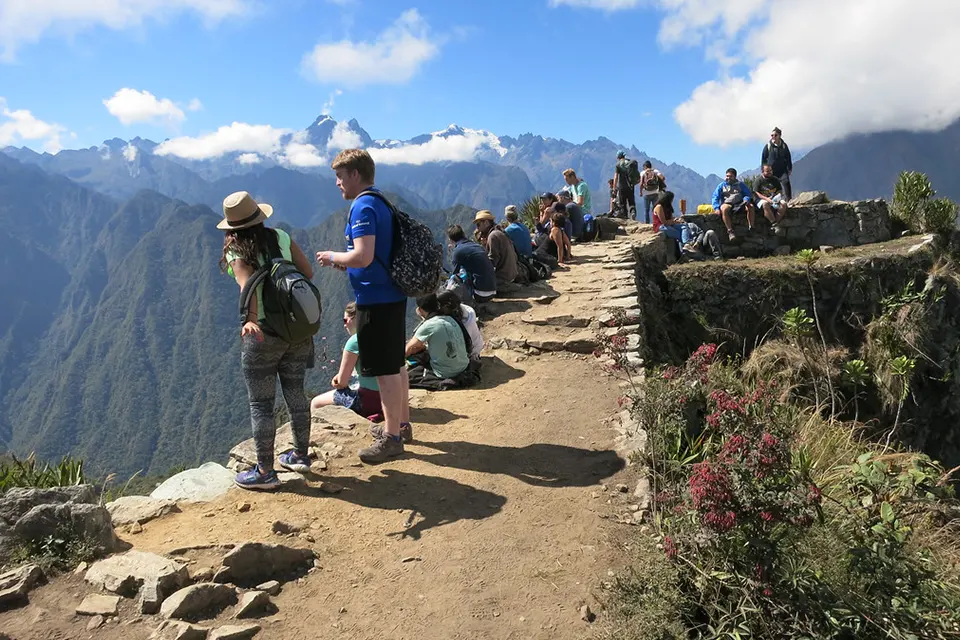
top-left (451, 240), bottom-right (497, 293)
top-left (504, 222), bottom-right (533, 257)
top-left (344, 188), bottom-right (405, 305)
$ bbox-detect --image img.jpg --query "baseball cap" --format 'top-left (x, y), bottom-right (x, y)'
top-left (617, 150), bottom-right (626, 159)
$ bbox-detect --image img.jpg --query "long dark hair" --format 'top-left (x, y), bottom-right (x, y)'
top-left (417, 292), bottom-right (472, 354)
top-left (219, 223), bottom-right (282, 273)
top-left (657, 191), bottom-right (675, 220)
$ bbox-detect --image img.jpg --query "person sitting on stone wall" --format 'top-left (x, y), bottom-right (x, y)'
top-left (681, 222), bottom-right (722, 261)
top-left (474, 210), bottom-right (526, 294)
top-left (448, 224), bottom-right (497, 304)
top-left (753, 164), bottom-right (789, 227)
top-left (712, 167), bottom-right (755, 241)
top-left (503, 205), bottom-right (533, 257)
top-left (557, 188), bottom-right (585, 240)
top-left (654, 191), bottom-right (687, 246)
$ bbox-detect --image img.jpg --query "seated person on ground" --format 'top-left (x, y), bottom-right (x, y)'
top-left (712, 167), bottom-right (755, 240)
top-left (448, 224), bottom-right (498, 304)
top-left (438, 290), bottom-right (484, 361)
top-left (557, 188), bottom-right (585, 240)
top-left (474, 209), bottom-right (525, 294)
top-left (310, 302), bottom-right (382, 419)
top-left (406, 293), bottom-right (471, 386)
top-left (536, 193), bottom-right (574, 245)
top-left (563, 168), bottom-right (592, 215)
top-left (605, 178), bottom-right (618, 217)
top-left (682, 222), bottom-right (722, 261)
top-left (503, 205), bottom-right (533, 257)
top-left (754, 164), bottom-right (789, 225)
top-left (654, 191), bottom-right (688, 245)
top-left (536, 211), bottom-right (572, 268)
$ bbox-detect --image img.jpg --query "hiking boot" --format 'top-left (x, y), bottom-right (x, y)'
top-left (369, 422), bottom-right (414, 444)
top-left (235, 466), bottom-right (280, 491)
top-left (278, 450), bottom-right (311, 473)
top-left (358, 435), bottom-right (404, 464)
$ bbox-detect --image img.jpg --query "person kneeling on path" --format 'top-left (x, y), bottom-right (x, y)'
top-left (448, 224), bottom-right (498, 304)
top-left (219, 191), bottom-right (316, 490)
top-left (712, 167), bottom-right (755, 241)
top-left (310, 302), bottom-right (382, 420)
top-left (474, 210), bottom-right (525, 294)
top-left (406, 293), bottom-right (476, 391)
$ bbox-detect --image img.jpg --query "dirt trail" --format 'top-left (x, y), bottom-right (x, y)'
top-left (1, 231), bottom-right (649, 640)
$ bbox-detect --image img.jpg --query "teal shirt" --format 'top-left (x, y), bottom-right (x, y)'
top-left (225, 228), bottom-right (291, 324)
top-left (344, 334), bottom-right (379, 391)
top-left (571, 180), bottom-right (592, 215)
top-left (414, 316), bottom-right (469, 379)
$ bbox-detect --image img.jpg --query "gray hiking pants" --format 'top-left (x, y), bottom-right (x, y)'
top-left (240, 333), bottom-right (313, 470)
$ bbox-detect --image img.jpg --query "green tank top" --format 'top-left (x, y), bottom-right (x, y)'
top-left (226, 228), bottom-right (292, 323)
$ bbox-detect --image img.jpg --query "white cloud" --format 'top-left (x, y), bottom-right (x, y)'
top-left (122, 143), bottom-right (138, 162)
top-left (662, 0), bottom-right (960, 147)
top-left (103, 88), bottom-right (196, 127)
top-left (155, 123), bottom-right (327, 167)
top-left (327, 120), bottom-right (362, 151)
top-left (301, 9), bottom-right (439, 86)
top-left (321, 89), bottom-right (343, 116)
top-left (369, 128), bottom-right (503, 165)
top-left (0, 0), bottom-right (250, 61)
top-left (548, 0), bottom-right (642, 9)
top-left (186, 98), bottom-right (204, 112)
top-left (0, 97), bottom-right (67, 152)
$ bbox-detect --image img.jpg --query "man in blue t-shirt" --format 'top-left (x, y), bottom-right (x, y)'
top-left (316, 149), bottom-right (411, 464)
top-left (446, 224), bottom-right (497, 303)
top-left (503, 205), bottom-right (533, 257)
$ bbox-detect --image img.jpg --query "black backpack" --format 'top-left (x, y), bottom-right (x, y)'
top-left (357, 190), bottom-right (443, 297)
top-left (626, 159), bottom-right (642, 187)
top-left (239, 254), bottom-right (322, 344)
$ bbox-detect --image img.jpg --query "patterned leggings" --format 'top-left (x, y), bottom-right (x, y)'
top-left (241, 333), bottom-right (312, 470)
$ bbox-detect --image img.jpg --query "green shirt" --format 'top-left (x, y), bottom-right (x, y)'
top-left (414, 316), bottom-right (469, 379)
top-left (571, 180), bottom-right (592, 215)
top-left (225, 228), bottom-right (292, 324)
top-left (344, 334), bottom-right (379, 391)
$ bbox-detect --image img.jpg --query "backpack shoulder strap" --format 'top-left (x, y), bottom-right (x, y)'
top-left (356, 189), bottom-right (398, 215)
top-left (238, 264), bottom-right (272, 325)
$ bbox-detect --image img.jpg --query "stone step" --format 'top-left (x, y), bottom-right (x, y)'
top-left (520, 313), bottom-right (593, 328)
top-left (599, 287), bottom-right (638, 300)
top-left (600, 296), bottom-right (639, 311)
top-left (597, 308), bottom-right (642, 327)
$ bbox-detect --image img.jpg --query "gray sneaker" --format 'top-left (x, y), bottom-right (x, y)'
top-left (358, 435), bottom-right (405, 464)
top-left (369, 423), bottom-right (414, 444)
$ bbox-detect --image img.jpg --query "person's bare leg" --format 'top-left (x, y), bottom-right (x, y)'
top-left (721, 204), bottom-right (734, 235)
top-left (310, 391), bottom-right (337, 411)
top-left (400, 367), bottom-right (410, 424)
top-left (777, 203), bottom-right (788, 223)
top-left (377, 373), bottom-right (403, 437)
top-left (746, 204), bottom-right (756, 230)
top-left (762, 202), bottom-right (776, 224)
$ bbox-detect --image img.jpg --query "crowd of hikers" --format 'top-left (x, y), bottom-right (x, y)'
top-left (218, 128), bottom-right (794, 490)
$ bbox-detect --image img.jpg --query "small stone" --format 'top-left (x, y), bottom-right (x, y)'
top-left (74, 562), bottom-right (89, 575)
top-left (150, 620), bottom-right (209, 640)
top-left (130, 521), bottom-right (144, 534)
top-left (298, 533), bottom-right (315, 543)
top-left (615, 484), bottom-right (629, 493)
top-left (255, 581), bottom-right (280, 597)
top-left (319, 482), bottom-right (343, 494)
top-left (310, 459), bottom-right (328, 472)
top-left (632, 510), bottom-right (646, 523)
top-left (208, 624), bottom-right (261, 640)
top-left (234, 591), bottom-right (271, 619)
top-left (189, 567), bottom-right (215, 583)
top-left (87, 615), bottom-right (105, 630)
top-left (270, 521), bottom-right (305, 535)
top-left (159, 583), bottom-right (237, 621)
top-left (628, 505), bottom-right (640, 512)
top-left (401, 556), bottom-right (422, 563)
top-left (236, 503), bottom-right (251, 514)
top-left (338, 606), bottom-right (347, 614)
top-left (580, 605), bottom-right (595, 623)
top-left (77, 594), bottom-right (121, 616)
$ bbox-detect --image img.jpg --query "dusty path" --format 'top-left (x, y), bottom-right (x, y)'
top-left (1, 231), bottom-right (648, 640)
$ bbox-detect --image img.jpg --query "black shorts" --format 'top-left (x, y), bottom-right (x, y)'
top-left (356, 299), bottom-right (407, 377)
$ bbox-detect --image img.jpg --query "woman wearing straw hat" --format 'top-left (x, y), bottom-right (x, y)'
top-left (218, 191), bottom-right (316, 491)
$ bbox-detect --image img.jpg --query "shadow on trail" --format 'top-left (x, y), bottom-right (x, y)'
top-left (410, 406), bottom-right (467, 425)
top-left (472, 356), bottom-right (524, 390)
top-left (287, 469), bottom-right (506, 540)
top-left (407, 441), bottom-right (625, 487)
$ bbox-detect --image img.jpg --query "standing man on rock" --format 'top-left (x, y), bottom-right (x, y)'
top-left (761, 127), bottom-right (793, 201)
top-left (316, 149), bottom-right (412, 463)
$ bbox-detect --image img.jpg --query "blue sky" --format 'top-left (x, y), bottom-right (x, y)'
top-left (0, 0), bottom-right (957, 176)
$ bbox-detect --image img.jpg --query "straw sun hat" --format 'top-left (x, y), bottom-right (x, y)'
top-left (217, 191), bottom-right (274, 230)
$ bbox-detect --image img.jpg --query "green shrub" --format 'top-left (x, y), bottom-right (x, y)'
top-left (8, 524), bottom-right (99, 574)
top-left (518, 195), bottom-right (541, 233)
top-left (0, 453), bottom-right (85, 494)
top-left (892, 171), bottom-right (957, 235)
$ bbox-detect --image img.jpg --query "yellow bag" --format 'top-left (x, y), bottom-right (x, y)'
top-left (696, 204), bottom-right (714, 215)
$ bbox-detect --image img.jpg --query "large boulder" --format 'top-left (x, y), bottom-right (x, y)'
top-left (150, 463), bottom-right (235, 503)
top-left (107, 496), bottom-right (180, 526)
top-left (85, 550), bottom-right (189, 614)
top-left (0, 564), bottom-right (44, 610)
top-left (217, 543), bottom-right (314, 587)
top-left (790, 190), bottom-right (830, 206)
top-left (159, 583), bottom-right (237, 621)
top-left (0, 486), bottom-right (116, 562)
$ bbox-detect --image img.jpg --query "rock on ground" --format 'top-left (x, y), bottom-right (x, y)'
top-left (233, 590), bottom-right (271, 618)
top-left (160, 583), bottom-right (237, 622)
top-left (208, 624), bottom-right (261, 640)
top-left (255, 581), bottom-right (280, 596)
top-left (76, 593), bottom-right (121, 616)
top-left (0, 564), bottom-right (44, 609)
top-left (150, 620), bottom-right (210, 640)
top-left (85, 550), bottom-right (189, 614)
top-left (150, 463), bottom-right (236, 503)
top-left (217, 543), bottom-right (315, 587)
top-left (106, 496), bottom-right (180, 526)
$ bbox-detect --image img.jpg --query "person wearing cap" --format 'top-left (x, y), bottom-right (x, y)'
top-left (474, 209), bottom-right (522, 293)
top-left (761, 127), bottom-right (793, 201)
top-left (447, 224), bottom-right (498, 303)
top-left (557, 189), bottom-right (584, 240)
top-left (503, 205), bottom-right (533, 257)
top-left (218, 191), bottom-right (316, 491)
top-left (563, 169), bottom-right (592, 216)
